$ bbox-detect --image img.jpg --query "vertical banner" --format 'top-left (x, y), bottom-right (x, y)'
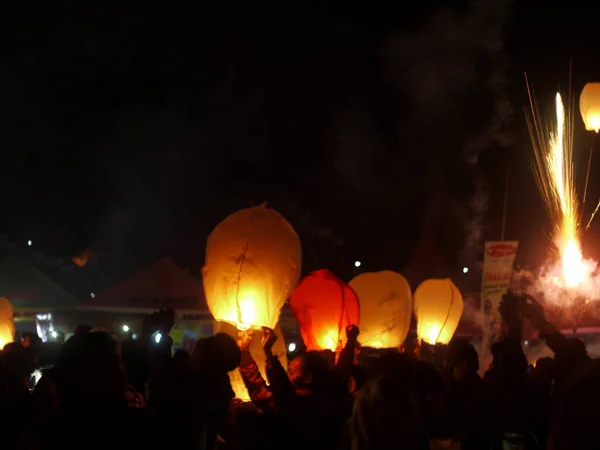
top-left (479, 241), bottom-right (518, 374)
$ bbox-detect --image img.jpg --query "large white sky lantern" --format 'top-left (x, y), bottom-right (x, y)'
top-left (349, 270), bottom-right (412, 349)
top-left (413, 278), bottom-right (463, 345)
top-left (202, 203), bottom-right (302, 330)
top-left (580, 82), bottom-right (600, 133)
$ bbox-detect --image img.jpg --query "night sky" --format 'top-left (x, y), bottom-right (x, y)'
top-left (2, 0), bottom-right (600, 296)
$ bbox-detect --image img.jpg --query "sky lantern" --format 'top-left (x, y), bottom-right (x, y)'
top-left (413, 279), bottom-right (463, 345)
top-left (72, 250), bottom-right (94, 267)
top-left (580, 83), bottom-right (600, 132)
top-left (289, 269), bottom-right (360, 352)
top-left (0, 298), bottom-right (15, 350)
top-left (349, 271), bottom-right (412, 349)
top-left (203, 204), bottom-right (302, 330)
top-left (216, 321), bottom-right (287, 402)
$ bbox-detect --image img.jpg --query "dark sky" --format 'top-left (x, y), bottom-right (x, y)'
top-left (1, 0), bottom-right (600, 295)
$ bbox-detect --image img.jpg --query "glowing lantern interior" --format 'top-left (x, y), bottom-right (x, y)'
top-left (215, 321), bottom-right (287, 402)
top-left (580, 82), bottom-right (600, 133)
top-left (289, 269), bottom-right (360, 352)
top-left (202, 204), bottom-right (302, 330)
top-left (0, 298), bottom-right (15, 350)
top-left (349, 271), bottom-right (412, 349)
top-left (413, 279), bottom-right (463, 345)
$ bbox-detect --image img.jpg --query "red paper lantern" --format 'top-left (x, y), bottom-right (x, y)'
top-left (289, 269), bottom-right (360, 351)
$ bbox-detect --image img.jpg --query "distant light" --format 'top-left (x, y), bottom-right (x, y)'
top-left (27, 240), bottom-right (32, 247)
top-left (354, 260), bottom-right (362, 268)
top-left (155, 333), bottom-right (162, 344)
top-left (288, 342), bottom-right (297, 352)
top-left (132, 333), bottom-right (138, 340)
top-left (524, 340), bottom-right (529, 345)
top-left (462, 267), bottom-right (469, 274)
top-left (31, 369), bottom-right (43, 388)
top-left (50, 331), bottom-right (58, 339)
top-left (90, 292), bottom-right (95, 298)
top-left (122, 324), bottom-right (130, 332)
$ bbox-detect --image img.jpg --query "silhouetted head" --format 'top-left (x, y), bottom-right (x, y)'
top-left (367, 352), bottom-right (414, 389)
top-left (73, 324), bottom-right (93, 336)
top-left (445, 339), bottom-right (479, 382)
top-left (553, 338), bottom-right (588, 383)
top-left (56, 331), bottom-right (126, 410)
top-left (21, 332), bottom-right (40, 348)
top-left (172, 349), bottom-right (190, 366)
top-left (287, 350), bottom-right (329, 390)
top-left (191, 333), bottom-right (241, 374)
top-left (487, 339), bottom-right (528, 384)
top-left (351, 376), bottom-right (425, 450)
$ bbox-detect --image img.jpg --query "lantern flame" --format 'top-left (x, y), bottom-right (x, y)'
top-left (527, 88), bottom-right (585, 288)
top-left (423, 324), bottom-right (441, 345)
top-left (591, 117), bottom-right (600, 133)
top-left (235, 290), bottom-right (260, 330)
top-left (317, 331), bottom-right (341, 352)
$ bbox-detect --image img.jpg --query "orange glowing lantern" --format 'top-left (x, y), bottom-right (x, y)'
top-left (202, 204), bottom-right (302, 330)
top-left (289, 269), bottom-right (360, 351)
top-left (0, 298), bottom-right (15, 350)
top-left (349, 271), bottom-right (412, 349)
top-left (216, 321), bottom-right (287, 402)
top-left (413, 279), bottom-right (463, 345)
top-left (580, 82), bottom-right (600, 133)
top-left (72, 250), bottom-right (94, 268)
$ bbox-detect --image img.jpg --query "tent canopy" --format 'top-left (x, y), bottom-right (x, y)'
top-left (85, 258), bottom-right (207, 312)
top-left (0, 255), bottom-right (79, 311)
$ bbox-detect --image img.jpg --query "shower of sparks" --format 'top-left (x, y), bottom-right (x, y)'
top-left (527, 86), bottom-right (586, 288)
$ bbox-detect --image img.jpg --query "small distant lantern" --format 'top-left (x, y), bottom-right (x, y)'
top-left (349, 271), bottom-right (412, 349)
top-left (413, 278), bottom-right (463, 345)
top-left (580, 83), bottom-right (600, 133)
top-left (0, 298), bottom-right (15, 350)
top-left (216, 322), bottom-right (288, 402)
top-left (203, 204), bottom-right (302, 330)
top-left (289, 269), bottom-right (360, 352)
top-left (72, 250), bottom-right (94, 268)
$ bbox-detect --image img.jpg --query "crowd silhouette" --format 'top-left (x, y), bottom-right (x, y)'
top-left (0, 293), bottom-right (595, 450)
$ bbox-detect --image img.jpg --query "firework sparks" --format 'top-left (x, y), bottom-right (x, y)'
top-left (527, 87), bottom-right (587, 288)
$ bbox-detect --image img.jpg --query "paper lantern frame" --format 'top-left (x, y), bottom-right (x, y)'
top-left (290, 269), bottom-right (360, 352)
top-left (580, 82), bottom-right (600, 133)
top-left (203, 204), bottom-right (302, 330)
top-left (349, 270), bottom-right (412, 349)
top-left (413, 279), bottom-right (463, 345)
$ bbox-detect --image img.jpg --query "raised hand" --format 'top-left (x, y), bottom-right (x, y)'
top-left (237, 328), bottom-right (254, 351)
top-left (261, 327), bottom-right (278, 356)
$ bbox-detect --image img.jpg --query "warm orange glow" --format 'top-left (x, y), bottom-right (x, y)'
top-left (580, 83), bottom-right (600, 133)
top-left (316, 329), bottom-right (341, 351)
top-left (215, 322), bottom-right (287, 402)
top-left (289, 269), bottom-right (360, 352)
top-left (203, 204), bottom-right (302, 329)
top-left (72, 250), bottom-right (94, 268)
top-left (413, 279), bottom-right (463, 345)
top-left (349, 271), bottom-right (412, 349)
top-left (0, 298), bottom-right (15, 350)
